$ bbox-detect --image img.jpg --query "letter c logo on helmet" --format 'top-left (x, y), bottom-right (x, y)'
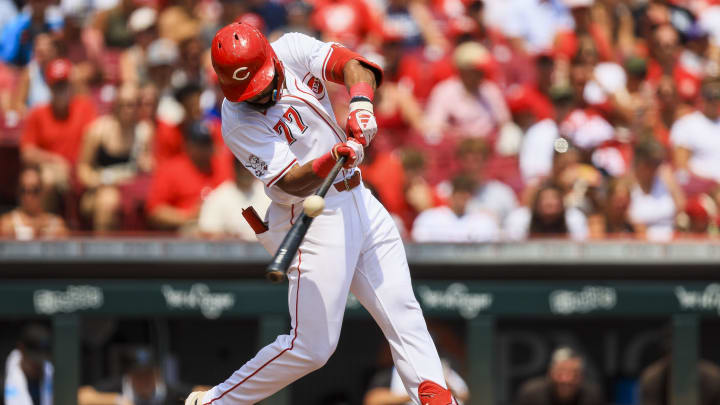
top-left (232, 67), bottom-right (250, 81)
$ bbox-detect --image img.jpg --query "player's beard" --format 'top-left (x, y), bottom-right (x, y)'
top-left (245, 75), bottom-right (280, 111)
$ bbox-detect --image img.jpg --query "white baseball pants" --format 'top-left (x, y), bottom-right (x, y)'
top-left (200, 184), bottom-right (447, 405)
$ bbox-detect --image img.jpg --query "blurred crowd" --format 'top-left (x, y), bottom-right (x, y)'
top-left (1, 0), bottom-right (720, 242)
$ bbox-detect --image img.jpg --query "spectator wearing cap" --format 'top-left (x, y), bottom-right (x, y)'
top-left (628, 140), bottom-right (685, 241)
top-left (412, 175), bottom-right (500, 242)
top-left (3, 323), bottom-right (53, 405)
top-left (0, 165), bottom-right (68, 239)
top-left (146, 120), bottom-right (231, 232)
top-left (20, 58), bottom-right (97, 208)
top-left (76, 83), bottom-right (154, 233)
top-left (146, 38), bottom-right (185, 125)
top-left (119, 7), bottom-right (159, 85)
top-left (515, 347), bottom-right (604, 405)
top-left (680, 194), bottom-right (717, 236)
top-left (424, 41), bottom-right (510, 144)
top-left (198, 159), bottom-right (271, 240)
top-left (670, 78), bottom-right (720, 188)
top-left (78, 347), bottom-right (194, 405)
top-left (0, 0), bottom-right (63, 67)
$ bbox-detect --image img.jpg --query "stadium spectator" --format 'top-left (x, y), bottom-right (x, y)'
top-left (20, 58), bottom-right (97, 208)
top-left (311, 0), bottom-right (379, 48)
top-left (11, 33), bottom-right (58, 114)
top-left (93, 0), bottom-right (139, 49)
top-left (400, 148), bottom-right (438, 232)
top-left (56, 1), bottom-right (104, 95)
top-left (591, 177), bottom-right (635, 239)
top-left (520, 85), bottom-right (581, 186)
top-left (268, 1), bottom-right (314, 40)
top-left (639, 327), bottom-right (720, 405)
top-left (454, 138), bottom-right (518, 224)
top-left (628, 140), bottom-right (685, 241)
top-left (0, 0), bottom-right (63, 67)
top-left (412, 175), bottom-right (499, 242)
top-left (2, 323), bottom-right (53, 405)
top-left (198, 160), bottom-right (271, 240)
top-left (78, 347), bottom-right (193, 405)
top-left (146, 120), bottom-right (231, 233)
top-left (0, 166), bottom-right (68, 240)
top-left (119, 7), bottom-right (158, 85)
top-left (153, 82), bottom-right (222, 166)
top-left (76, 83), bottom-right (154, 233)
top-left (505, 183), bottom-right (588, 241)
top-left (680, 194), bottom-right (717, 236)
top-left (361, 146), bottom-right (413, 233)
top-left (515, 347), bottom-right (604, 405)
top-left (424, 41), bottom-right (510, 144)
top-left (670, 77), bottom-right (720, 189)
top-left (146, 38), bottom-right (183, 124)
top-left (640, 357), bottom-right (720, 405)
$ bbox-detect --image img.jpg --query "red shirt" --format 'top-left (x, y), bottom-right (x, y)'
top-left (311, 0), bottom-right (380, 48)
top-left (146, 152), bottom-right (232, 215)
top-left (153, 119), bottom-right (225, 166)
top-left (20, 96), bottom-right (97, 163)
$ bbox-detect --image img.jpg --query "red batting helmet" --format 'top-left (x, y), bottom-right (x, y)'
top-left (211, 22), bottom-right (284, 102)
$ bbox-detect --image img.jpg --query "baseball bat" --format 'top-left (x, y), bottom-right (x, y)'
top-left (265, 156), bottom-right (348, 282)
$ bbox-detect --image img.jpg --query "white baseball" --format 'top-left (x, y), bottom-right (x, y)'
top-left (303, 195), bottom-right (325, 217)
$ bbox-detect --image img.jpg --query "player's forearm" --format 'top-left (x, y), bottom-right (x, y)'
top-left (343, 59), bottom-right (377, 92)
top-left (275, 162), bottom-right (325, 197)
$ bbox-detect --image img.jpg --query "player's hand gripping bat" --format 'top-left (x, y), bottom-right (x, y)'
top-left (265, 156), bottom-right (348, 282)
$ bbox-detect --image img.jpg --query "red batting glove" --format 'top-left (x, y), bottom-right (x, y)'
top-left (312, 140), bottom-right (364, 177)
top-left (346, 109), bottom-right (377, 147)
top-left (346, 82), bottom-right (377, 146)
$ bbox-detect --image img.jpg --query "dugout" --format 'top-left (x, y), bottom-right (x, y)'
top-left (1, 239), bottom-right (719, 405)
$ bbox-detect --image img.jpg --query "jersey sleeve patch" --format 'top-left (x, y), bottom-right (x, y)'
top-left (245, 154), bottom-right (269, 177)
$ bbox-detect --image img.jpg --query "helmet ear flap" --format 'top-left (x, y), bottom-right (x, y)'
top-left (273, 58), bottom-right (285, 100)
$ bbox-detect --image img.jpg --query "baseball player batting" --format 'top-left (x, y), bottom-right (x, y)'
top-left (185, 22), bottom-right (456, 405)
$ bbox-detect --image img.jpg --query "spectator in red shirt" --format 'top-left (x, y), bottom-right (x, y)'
top-left (311, 0), bottom-right (381, 48)
top-left (146, 120), bottom-right (231, 232)
top-left (153, 82), bottom-right (223, 166)
top-left (20, 58), bottom-right (97, 204)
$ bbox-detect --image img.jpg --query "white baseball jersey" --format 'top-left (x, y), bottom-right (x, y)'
top-left (202, 32), bottom-right (452, 405)
top-left (221, 33), bottom-right (357, 205)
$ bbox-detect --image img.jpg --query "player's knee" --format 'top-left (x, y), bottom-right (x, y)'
top-left (304, 341), bottom-right (337, 369)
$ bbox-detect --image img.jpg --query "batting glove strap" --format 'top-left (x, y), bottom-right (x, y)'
top-left (349, 97), bottom-right (374, 113)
